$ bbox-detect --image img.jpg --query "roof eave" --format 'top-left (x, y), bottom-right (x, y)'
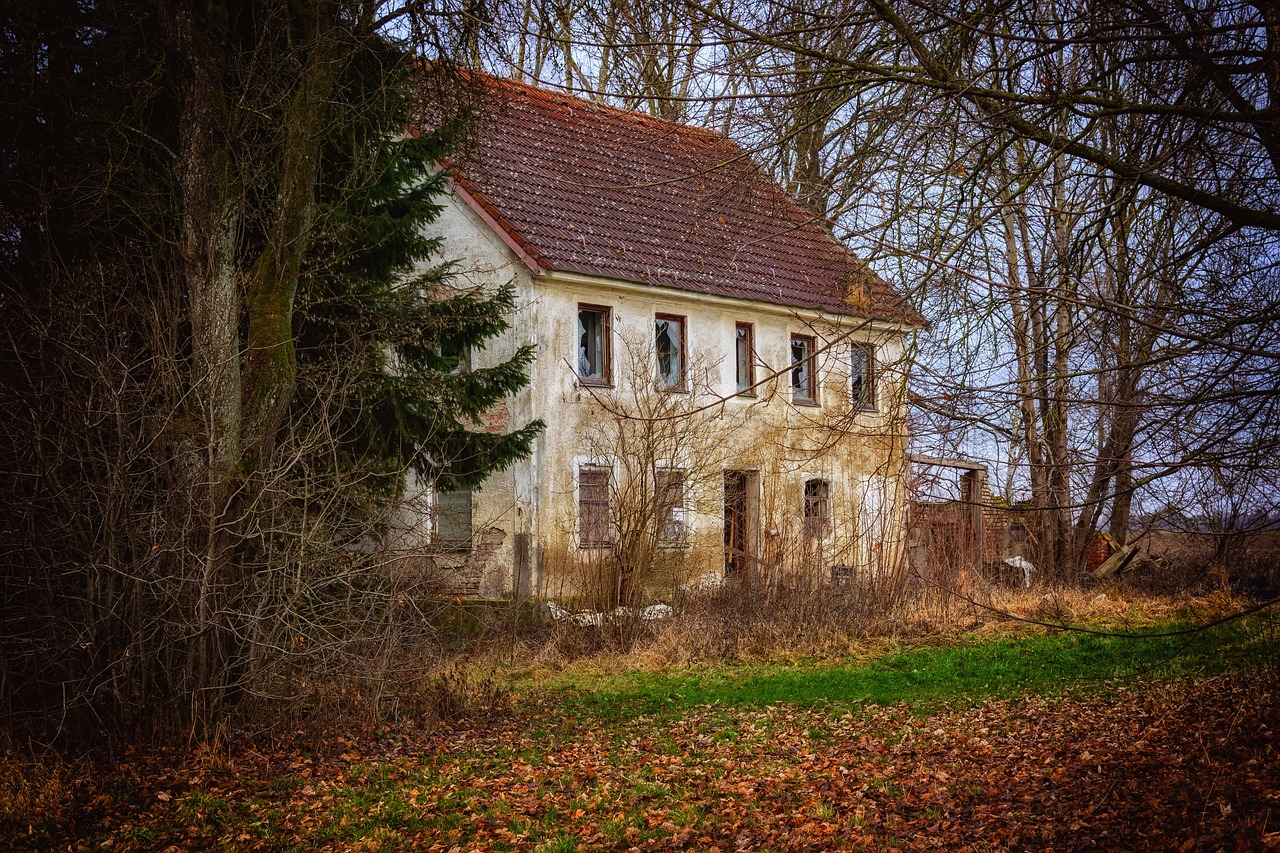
top-left (539, 268), bottom-right (921, 334)
top-left (447, 172), bottom-right (549, 273)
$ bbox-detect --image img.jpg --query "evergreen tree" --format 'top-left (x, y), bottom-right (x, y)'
top-left (0, 2), bottom-right (539, 738)
top-left (290, 47), bottom-right (542, 543)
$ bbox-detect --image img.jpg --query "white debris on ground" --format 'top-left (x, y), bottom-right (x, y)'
top-left (543, 602), bottom-right (674, 626)
top-left (681, 571), bottom-right (724, 591)
top-left (1004, 556), bottom-right (1036, 588)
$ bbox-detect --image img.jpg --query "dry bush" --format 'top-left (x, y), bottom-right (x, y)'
top-left (421, 664), bottom-right (511, 722)
top-left (484, 567), bottom-right (924, 672)
top-left (0, 747), bottom-right (85, 841)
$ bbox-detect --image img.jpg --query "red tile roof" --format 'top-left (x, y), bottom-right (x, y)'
top-left (448, 75), bottom-right (922, 325)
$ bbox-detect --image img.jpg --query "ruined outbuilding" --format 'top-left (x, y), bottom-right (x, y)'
top-left (392, 75), bottom-right (924, 600)
top-left (908, 456), bottom-right (1038, 586)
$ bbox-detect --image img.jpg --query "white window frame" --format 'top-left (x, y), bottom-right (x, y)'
top-left (791, 334), bottom-right (817, 405)
top-left (656, 468), bottom-right (689, 546)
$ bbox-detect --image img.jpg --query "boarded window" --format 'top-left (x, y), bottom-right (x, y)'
top-left (803, 479), bottom-right (830, 538)
top-left (735, 322), bottom-right (754, 393)
top-left (657, 469), bottom-right (687, 545)
top-left (655, 314), bottom-right (686, 390)
top-left (791, 334), bottom-right (816, 404)
top-left (579, 468), bottom-right (610, 547)
top-left (578, 305), bottom-right (611, 383)
top-left (436, 488), bottom-right (472, 550)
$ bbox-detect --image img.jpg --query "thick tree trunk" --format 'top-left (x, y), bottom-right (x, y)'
top-left (156, 0), bottom-right (350, 734)
top-left (159, 0), bottom-right (247, 731)
top-left (241, 0), bottom-right (343, 470)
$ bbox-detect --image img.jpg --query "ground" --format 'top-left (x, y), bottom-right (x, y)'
top-left (5, 615), bottom-right (1278, 852)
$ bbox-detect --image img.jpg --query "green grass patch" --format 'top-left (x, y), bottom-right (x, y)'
top-left (540, 616), bottom-right (1276, 721)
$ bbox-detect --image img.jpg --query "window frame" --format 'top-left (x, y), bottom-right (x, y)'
top-left (577, 304), bottom-right (612, 386)
top-left (803, 478), bottom-right (831, 539)
top-left (656, 468), bottom-right (689, 546)
top-left (791, 334), bottom-right (818, 405)
top-left (654, 313), bottom-right (687, 392)
top-left (438, 339), bottom-right (471, 375)
top-left (434, 486), bottom-right (473, 552)
top-left (578, 467), bottom-right (611, 548)
top-left (850, 342), bottom-right (877, 411)
top-left (734, 322), bottom-right (756, 395)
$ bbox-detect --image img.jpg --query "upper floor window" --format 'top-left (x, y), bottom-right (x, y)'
top-left (655, 314), bottom-right (686, 390)
top-left (803, 479), bottom-right (830, 538)
top-left (657, 468), bottom-right (688, 545)
top-left (735, 322), bottom-right (755, 394)
top-left (578, 304), bottom-right (611, 384)
top-left (578, 467), bottom-right (611, 547)
top-left (791, 334), bottom-right (817, 404)
top-left (851, 343), bottom-right (876, 410)
top-left (435, 487), bottom-right (473, 551)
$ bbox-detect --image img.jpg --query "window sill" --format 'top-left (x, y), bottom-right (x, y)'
top-left (735, 390), bottom-right (757, 398)
top-left (578, 378), bottom-right (614, 389)
top-left (433, 542), bottom-right (473, 554)
top-left (793, 398), bottom-right (820, 407)
top-left (658, 386), bottom-right (689, 394)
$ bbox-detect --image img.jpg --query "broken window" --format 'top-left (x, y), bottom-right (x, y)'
top-left (655, 314), bottom-right (686, 390)
top-left (657, 469), bottom-right (687, 545)
top-left (579, 468), bottom-right (610, 547)
top-left (735, 322), bottom-right (755, 394)
top-left (791, 334), bottom-right (817, 404)
top-left (578, 304), bottom-right (611, 384)
top-left (851, 343), bottom-right (875, 410)
top-left (803, 479), bottom-right (830, 538)
top-left (435, 487), bottom-right (472, 551)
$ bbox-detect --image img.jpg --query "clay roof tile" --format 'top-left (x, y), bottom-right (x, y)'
top-left (448, 74), bottom-right (924, 325)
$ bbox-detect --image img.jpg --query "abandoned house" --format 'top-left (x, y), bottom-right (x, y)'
top-left (393, 75), bottom-right (924, 599)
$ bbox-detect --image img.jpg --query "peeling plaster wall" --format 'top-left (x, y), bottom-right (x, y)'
top-left (398, 190), bottom-right (913, 597)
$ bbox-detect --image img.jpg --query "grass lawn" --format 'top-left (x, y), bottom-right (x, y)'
top-left (540, 615), bottom-right (1273, 720)
top-left (4, 614), bottom-right (1278, 852)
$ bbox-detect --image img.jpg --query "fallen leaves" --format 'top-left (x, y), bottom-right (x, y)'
top-left (7, 674), bottom-right (1280, 851)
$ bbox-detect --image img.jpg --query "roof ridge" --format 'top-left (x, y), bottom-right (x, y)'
top-left (481, 72), bottom-right (730, 143)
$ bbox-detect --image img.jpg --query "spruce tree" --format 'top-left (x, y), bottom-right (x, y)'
top-left (290, 49), bottom-right (542, 542)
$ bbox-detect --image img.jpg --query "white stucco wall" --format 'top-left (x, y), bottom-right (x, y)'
top-left (395, 189), bottom-right (914, 598)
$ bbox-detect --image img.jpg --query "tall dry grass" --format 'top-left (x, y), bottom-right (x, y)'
top-left (470, 562), bottom-right (1248, 679)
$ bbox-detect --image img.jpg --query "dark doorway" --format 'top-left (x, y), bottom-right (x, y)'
top-left (724, 471), bottom-right (748, 576)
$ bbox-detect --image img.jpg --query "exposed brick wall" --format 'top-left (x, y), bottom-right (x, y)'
top-left (407, 526), bottom-right (508, 598)
top-left (910, 483), bottom-right (1039, 574)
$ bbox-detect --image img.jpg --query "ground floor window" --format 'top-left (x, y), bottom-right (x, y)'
top-left (579, 467), bottom-right (610, 547)
top-left (803, 478), bottom-right (830, 538)
top-left (435, 487), bottom-right (472, 551)
top-left (657, 469), bottom-right (687, 545)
